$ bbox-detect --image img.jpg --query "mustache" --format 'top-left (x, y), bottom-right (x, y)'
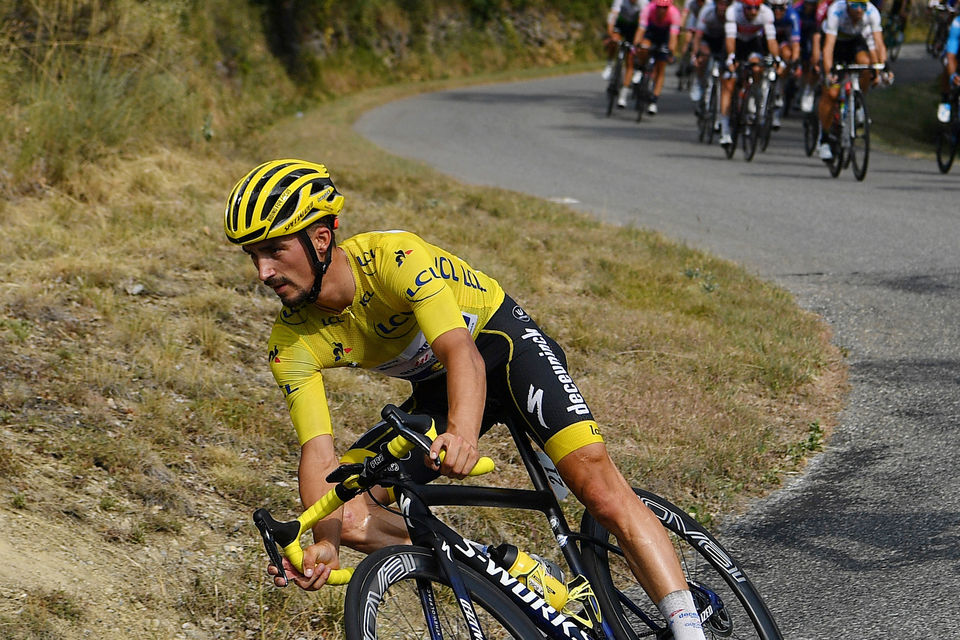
top-left (264, 276), bottom-right (290, 289)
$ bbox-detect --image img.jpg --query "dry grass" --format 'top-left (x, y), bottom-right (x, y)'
top-left (0, 6), bottom-right (847, 638)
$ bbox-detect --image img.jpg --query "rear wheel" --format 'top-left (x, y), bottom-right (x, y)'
top-left (580, 488), bottom-right (783, 640)
top-left (344, 545), bottom-right (539, 640)
top-left (850, 90), bottom-right (870, 181)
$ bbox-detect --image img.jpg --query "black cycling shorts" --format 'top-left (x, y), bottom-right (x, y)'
top-left (834, 36), bottom-right (870, 63)
top-left (735, 37), bottom-right (768, 60)
top-left (344, 295), bottom-right (603, 484)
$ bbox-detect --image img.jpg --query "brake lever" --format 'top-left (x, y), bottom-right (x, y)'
top-left (253, 508), bottom-right (298, 587)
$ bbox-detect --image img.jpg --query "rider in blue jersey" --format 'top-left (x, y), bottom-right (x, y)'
top-left (770, 0), bottom-right (802, 126)
top-left (939, 15), bottom-right (960, 121)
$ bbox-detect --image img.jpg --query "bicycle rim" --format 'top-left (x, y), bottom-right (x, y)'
top-left (580, 489), bottom-right (782, 640)
top-left (344, 545), bottom-right (539, 640)
top-left (936, 123), bottom-right (958, 174)
top-left (850, 91), bottom-right (870, 181)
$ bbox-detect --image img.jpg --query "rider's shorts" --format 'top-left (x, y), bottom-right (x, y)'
top-left (644, 24), bottom-right (673, 58)
top-left (615, 18), bottom-right (640, 44)
top-left (834, 35), bottom-right (870, 63)
top-left (705, 33), bottom-right (726, 55)
top-left (735, 37), bottom-right (768, 61)
top-left (346, 295), bottom-right (604, 485)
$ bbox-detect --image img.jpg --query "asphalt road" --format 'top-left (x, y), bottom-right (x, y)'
top-left (355, 46), bottom-right (960, 639)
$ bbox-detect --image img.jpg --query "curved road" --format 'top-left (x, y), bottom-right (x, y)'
top-left (356, 47), bottom-right (960, 639)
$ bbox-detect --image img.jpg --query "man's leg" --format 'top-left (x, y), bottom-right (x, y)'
top-left (341, 486), bottom-right (411, 553)
top-left (556, 442), bottom-right (706, 640)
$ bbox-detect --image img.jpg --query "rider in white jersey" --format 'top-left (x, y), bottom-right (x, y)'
top-left (604, 0), bottom-right (650, 107)
top-left (818, 0), bottom-right (888, 160)
top-left (690, 0), bottom-right (734, 102)
top-left (718, 0), bottom-right (781, 146)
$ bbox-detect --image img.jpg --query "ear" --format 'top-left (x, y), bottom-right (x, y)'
top-left (309, 224), bottom-right (333, 255)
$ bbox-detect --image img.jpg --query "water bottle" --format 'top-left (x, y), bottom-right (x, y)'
top-left (486, 543), bottom-right (568, 610)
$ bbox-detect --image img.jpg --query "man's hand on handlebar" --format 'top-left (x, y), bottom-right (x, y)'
top-left (267, 539), bottom-right (340, 590)
top-left (428, 430), bottom-right (481, 480)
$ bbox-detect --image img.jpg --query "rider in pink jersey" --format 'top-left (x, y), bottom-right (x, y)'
top-left (633, 0), bottom-right (683, 114)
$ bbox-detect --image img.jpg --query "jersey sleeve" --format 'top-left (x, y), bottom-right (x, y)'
top-left (725, 5), bottom-right (738, 38)
top-left (375, 233), bottom-right (469, 345)
top-left (822, 6), bottom-right (840, 34)
top-left (269, 323), bottom-right (333, 446)
top-left (790, 8), bottom-right (802, 40)
top-left (947, 18), bottom-right (960, 55)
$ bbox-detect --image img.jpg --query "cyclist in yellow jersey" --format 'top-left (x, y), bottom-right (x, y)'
top-left (224, 159), bottom-right (707, 640)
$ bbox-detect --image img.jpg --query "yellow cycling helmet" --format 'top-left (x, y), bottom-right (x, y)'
top-left (224, 159), bottom-right (344, 246)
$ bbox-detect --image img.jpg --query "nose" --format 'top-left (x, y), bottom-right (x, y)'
top-left (256, 257), bottom-right (276, 282)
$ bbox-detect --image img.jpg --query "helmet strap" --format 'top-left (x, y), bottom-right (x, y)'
top-left (296, 227), bottom-right (335, 306)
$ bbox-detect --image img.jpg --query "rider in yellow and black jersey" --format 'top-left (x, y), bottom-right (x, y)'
top-left (225, 159), bottom-right (708, 640)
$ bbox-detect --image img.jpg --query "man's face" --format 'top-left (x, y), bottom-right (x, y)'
top-left (744, 4), bottom-right (760, 18)
top-left (243, 234), bottom-right (315, 308)
top-left (773, 4), bottom-right (787, 17)
top-left (847, 1), bottom-right (867, 19)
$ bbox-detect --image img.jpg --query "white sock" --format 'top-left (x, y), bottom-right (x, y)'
top-left (657, 590), bottom-right (705, 640)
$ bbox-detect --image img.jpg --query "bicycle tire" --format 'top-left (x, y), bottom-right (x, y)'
top-left (850, 90), bottom-right (870, 181)
top-left (707, 78), bottom-right (720, 144)
top-left (759, 81), bottom-right (775, 153)
top-left (936, 119), bottom-right (958, 174)
top-left (741, 83), bottom-right (759, 162)
top-left (636, 71), bottom-right (653, 122)
top-left (579, 488), bottom-right (783, 640)
top-left (606, 59), bottom-right (623, 118)
top-left (803, 113), bottom-right (819, 157)
top-left (344, 545), bottom-right (541, 640)
top-left (827, 123), bottom-right (843, 178)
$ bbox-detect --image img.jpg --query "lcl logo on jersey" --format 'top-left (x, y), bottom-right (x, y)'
top-left (355, 249), bottom-right (377, 275)
top-left (374, 311), bottom-right (416, 339)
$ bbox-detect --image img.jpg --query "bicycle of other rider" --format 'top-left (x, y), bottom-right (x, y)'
top-left (254, 404), bottom-right (784, 640)
top-left (883, 13), bottom-right (906, 61)
top-left (823, 63), bottom-right (884, 181)
top-left (725, 55), bottom-right (777, 161)
top-left (927, 3), bottom-right (959, 58)
top-left (635, 44), bottom-right (673, 122)
top-left (802, 83), bottom-right (821, 157)
top-left (607, 39), bottom-right (636, 117)
top-left (937, 84), bottom-right (960, 173)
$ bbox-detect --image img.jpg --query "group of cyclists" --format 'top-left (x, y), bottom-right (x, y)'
top-left (602, 0), bottom-right (959, 162)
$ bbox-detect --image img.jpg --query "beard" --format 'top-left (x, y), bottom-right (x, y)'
top-left (265, 276), bottom-right (313, 309)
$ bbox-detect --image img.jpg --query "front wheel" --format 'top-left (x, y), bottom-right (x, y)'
top-left (850, 90), bottom-right (870, 181)
top-left (344, 545), bottom-right (540, 640)
top-left (580, 488), bottom-right (783, 640)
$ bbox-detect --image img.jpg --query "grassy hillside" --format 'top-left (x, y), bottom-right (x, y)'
top-left (0, 2), bottom-right (846, 638)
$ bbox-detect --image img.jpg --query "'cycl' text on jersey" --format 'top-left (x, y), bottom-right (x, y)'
top-left (405, 256), bottom-right (488, 299)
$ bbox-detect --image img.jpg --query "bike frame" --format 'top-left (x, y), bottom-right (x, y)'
top-left (386, 417), bottom-right (619, 640)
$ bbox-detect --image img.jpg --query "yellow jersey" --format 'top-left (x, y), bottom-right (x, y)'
top-left (268, 230), bottom-right (505, 445)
